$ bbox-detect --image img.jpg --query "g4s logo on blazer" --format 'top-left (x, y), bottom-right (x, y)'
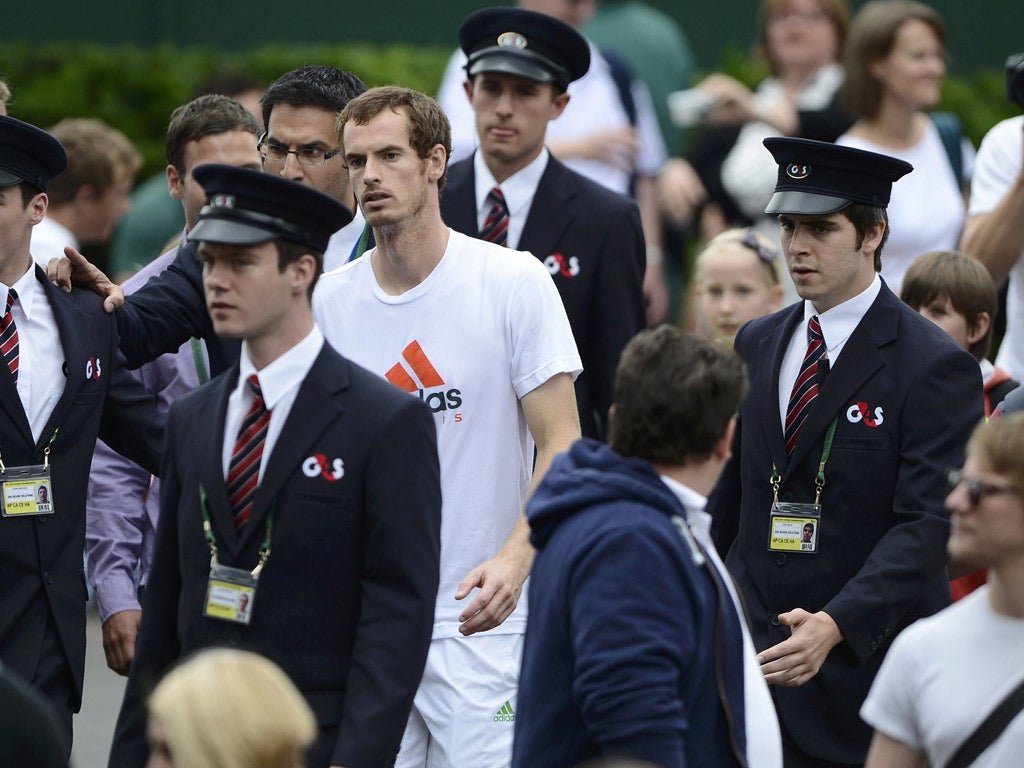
top-left (544, 253), bottom-right (580, 278)
top-left (302, 454), bottom-right (345, 481)
top-left (846, 401), bottom-right (884, 427)
top-left (85, 357), bottom-right (102, 380)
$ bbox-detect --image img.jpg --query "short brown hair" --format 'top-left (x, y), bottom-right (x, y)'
top-left (275, 239), bottom-right (323, 301)
top-left (841, 0), bottom-right (945, 119)
top-left (966, 413), bottom-right (1024, 498)
top-left (336, 86), bottom-right (452, 191)
top-left (46, 118), bottom-right (141, 206)
top-left (757, 0), bottom-right (850, 74)
top-left (609, 326), bottom-right (748, 465)
top-left (166, 94), bottom-right (260, 173)
top-left (901, 250), bottom-right (996, 360)
top-left (840, 203), bottom-right (889, 272)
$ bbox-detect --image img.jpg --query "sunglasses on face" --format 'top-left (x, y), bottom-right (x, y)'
top-left (946, 468), bottom-right (1020, 507)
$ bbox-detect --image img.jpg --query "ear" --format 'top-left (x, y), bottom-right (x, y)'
top-left (859, 220), bottom-right (886, 260)
top-left (28, 191), bottom-right (48, 225)
top-left (868, 56), bottom-right (889, 82)
top-left (426, 143), bottom-right (448, 184)
top-left (967, 311), bottom-right (991, 346)
top-left (167, 164), bottom-right (184, 201)
top-left (462, 78), bottom-right (474, 103)
top-left (550, 90), bottom-right (571, 120)
top-left (290, 252), bottom-right (318, 296)
top-left (715, 417), bottom-right (737, 462)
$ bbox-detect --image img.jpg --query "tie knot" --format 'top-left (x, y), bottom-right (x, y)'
top-left (247, 374), bottom-right (264, 402)
top-left (808, 315), bottom-right (823, 342)
top-left (486, 186), bottom-right (505, 207)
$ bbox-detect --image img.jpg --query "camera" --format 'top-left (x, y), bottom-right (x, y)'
top-left (668, 88), bottom-right (715, 128)
top-left (1006, 52), bottom-right (1024, 108)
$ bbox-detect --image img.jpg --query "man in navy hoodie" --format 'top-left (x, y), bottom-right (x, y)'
top-left (513, 326), bottom-right (782, 768)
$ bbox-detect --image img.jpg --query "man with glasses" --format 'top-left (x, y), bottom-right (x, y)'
top-left (861, 414), bottom-right (1024, 767)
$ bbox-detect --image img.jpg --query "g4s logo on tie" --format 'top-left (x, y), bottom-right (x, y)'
top-left (846, 401), bottom-right (884, 427)
top-left (544, 253), bottom-right (580, 278)
top-left (85, 357), bottom-right (102, 380)
top-left (302, 454), bottom-right (345, 481)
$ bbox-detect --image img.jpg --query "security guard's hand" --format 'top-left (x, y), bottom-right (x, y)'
top-left (758, 608), bottom-right (843, 686)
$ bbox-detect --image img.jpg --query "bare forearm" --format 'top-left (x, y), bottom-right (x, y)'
top-left (961, 181), bottom-right (1024, 286)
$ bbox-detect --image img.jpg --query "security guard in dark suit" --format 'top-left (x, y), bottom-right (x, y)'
top-left (441, 7), bottom-right (646, 439)
top-left (0, 116), bottom-right (162, 758)
top-left (109, 166), bottom-right (441, 768)
top-left (709, 138), bottom-right (984, 767)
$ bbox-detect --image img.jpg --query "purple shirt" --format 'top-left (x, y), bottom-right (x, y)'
top-left (85, 242), bottom-right (209, 622)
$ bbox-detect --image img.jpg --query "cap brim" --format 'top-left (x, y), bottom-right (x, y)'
top-left (189, 216), bottom-right (277, 246)
top-left (0, 169), bottom-right (24, 187)
top-left (467, 53), bottom-right (555, 83)
top-left (765, 190), bottom-right (852, 216)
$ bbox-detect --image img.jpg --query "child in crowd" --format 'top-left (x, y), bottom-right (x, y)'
top-left (901, 249), bottom-right (1020, 601)
top-left (693, 227), bottom-right (784, 345)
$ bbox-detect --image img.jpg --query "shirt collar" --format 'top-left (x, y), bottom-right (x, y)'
top-left (3, 262), bottom-right (41, 319)
top-left (473, 148), bottom-right (549, 221)
top-left (238, 326), bottom-right (324, 411)
top-left (660, 475), bottom-right (713, 539)
top-left (805, 273), bottom-right (881, 355)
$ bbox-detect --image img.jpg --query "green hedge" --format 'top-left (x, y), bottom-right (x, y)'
top-left (2, 43), bottom-right (453, 177)
top-left (3, 41), bottom-right (1020, 178)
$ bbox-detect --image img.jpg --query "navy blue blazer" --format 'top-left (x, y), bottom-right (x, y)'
top-left (109, 344), bottom-right (442, 768)
top-left (0, 267), bottom-right (162, 713)
top-left (709, 284), bottom-right (983, 763)
top-left (441, 153), bottom-right (646, 439)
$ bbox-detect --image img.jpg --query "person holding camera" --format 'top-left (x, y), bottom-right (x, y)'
top-left (960, 54), bottom-right (1024, 381)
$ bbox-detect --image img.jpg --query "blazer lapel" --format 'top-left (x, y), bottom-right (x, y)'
top-left (39, 270), bottom-right (92, 447)
top-left (236, 348), bottom-right (350, 551)
top-left (758, 305), bottom-right (803, 472)
top-left (519, 157), bottom-right (576, 258)
top-left (199, 366), bottom-right (242, 557)
top-left (785, 289), bottom-right (898, 471)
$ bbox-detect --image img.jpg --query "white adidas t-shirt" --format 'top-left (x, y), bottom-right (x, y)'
top-left (312, 229), bottom-right (581, 638)
top-left (861, 586), bottom-right (1024, 766)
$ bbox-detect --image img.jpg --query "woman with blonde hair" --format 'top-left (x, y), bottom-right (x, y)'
top-left (146, 648), bottom-right (316, 768)
top-left (837, 0), bottom-right (973, 293)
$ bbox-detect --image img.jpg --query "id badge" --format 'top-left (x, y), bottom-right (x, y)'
top-left (1, 466), bottom-right (54, 517)
top-left (768, 502), bottom-right (821, 553)
top-left (204, 563), bottom-right (257, 625)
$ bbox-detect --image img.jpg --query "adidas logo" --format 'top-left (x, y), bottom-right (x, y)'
top-left (385, 340), bottom-right (463, 415)
top-left (493, 700), bottom-right (515, 723)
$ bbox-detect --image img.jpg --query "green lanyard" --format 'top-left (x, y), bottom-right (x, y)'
top-left (199, 482), bottom-right (274, 577)
top-left (190, 338), bottom-right (209, 385)
top-left (771, 416), bottom-right (839, 508)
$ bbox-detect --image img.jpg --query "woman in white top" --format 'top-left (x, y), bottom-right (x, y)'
top-left (836, 0), bottom-right (973, 294)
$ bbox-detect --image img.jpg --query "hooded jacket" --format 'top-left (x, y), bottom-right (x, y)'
top-left (512, 438), bottom-right (748, 768)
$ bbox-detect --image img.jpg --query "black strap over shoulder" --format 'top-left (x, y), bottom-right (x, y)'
top-left (944, 675), bottom-right (1024, 768)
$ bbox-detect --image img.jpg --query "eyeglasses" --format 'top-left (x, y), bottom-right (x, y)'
top-left (258, 134), bottom-right (341, 167)
top-left (946, 468), bottom-right (1020, 507)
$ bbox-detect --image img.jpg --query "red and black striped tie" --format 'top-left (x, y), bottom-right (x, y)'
top-left (481, 187), bottom-right (509, 246)
top-left (226, 375), bottom-right (271, 528)
top-left (784, 315), bottom-right (825, 454)
top-left (0, 289), bottom-right (19, 384)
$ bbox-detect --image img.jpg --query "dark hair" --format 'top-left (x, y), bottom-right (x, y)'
top-left (841, 0), bottom-right (946, 119)
top-left (840, 203), bottom-right (889, 271)
top-left (274, 238), bottom-right (323, 300)
top-left (260, 65), bottom-right (367, 130)
top-left (901, 250), bottom-right (997, 360)
top-left (609, 326), bottom-right (748, 465)
top-left (337, 86), bottom-right (452, 191)
top-left (166, 94), bottom-right (261, 172)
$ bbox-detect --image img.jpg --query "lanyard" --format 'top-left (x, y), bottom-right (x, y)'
top-left (771, 417), bottom-right (839, 507)
top-left (347, 223), bottom-right (373, 263)
top-left (198, 482), bottom-right (274, 578)
top-left (190, 338), bottom-right (209, 385)
top-left (0, 428), bottom-right (59, 473)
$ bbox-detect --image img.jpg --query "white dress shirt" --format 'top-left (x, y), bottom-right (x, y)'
top-left (472, 148), bottom-right (548, 251)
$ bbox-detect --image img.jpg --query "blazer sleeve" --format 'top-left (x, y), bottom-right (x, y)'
top-left (108, 410), bottom-right (187, 768)
top-left (116, 243), bottom-right (208, 369)
top-left (824, 345), bottom-right (983, 662)
top-left (332, 396), bottom-right (442, 768)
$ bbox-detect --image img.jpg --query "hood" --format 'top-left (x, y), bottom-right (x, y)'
top-left (528, 438), bottom-right (684, 550)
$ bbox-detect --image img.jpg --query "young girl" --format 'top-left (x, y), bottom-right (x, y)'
top-left (694, 227), bottom-right (785, 344)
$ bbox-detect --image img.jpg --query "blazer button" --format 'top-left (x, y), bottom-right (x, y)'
top-left (38, 515), bottom-right (48, 524)
top-left (770, 616), bottom-right (781, 627)
top-left (775, 554), bottom-right (788, 566)
top-left (870, 641), bottom-right (878, 652)
top-left (43, 572), bottom-right (53, 584)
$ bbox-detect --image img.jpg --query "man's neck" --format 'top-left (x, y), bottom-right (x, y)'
top-left (483, 148), bottom-right (543, 186)
top-left (244, 313), bottom-right (314, 371)
top-left (987, 561), bottom-right (1024, 619)
top-left (371, 215), bottom-right (450, 296)
top-left (1, 253), bottom-right (34, 289)
top-left (652, 459), bottom-right (723, 499)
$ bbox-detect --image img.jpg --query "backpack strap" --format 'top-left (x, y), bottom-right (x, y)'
top-left (930, 111), bottom-right (964, 188)
top-left (944, 675), bottom-right (1024, 768)
top-left (601, 49), bottom-right (638, 127)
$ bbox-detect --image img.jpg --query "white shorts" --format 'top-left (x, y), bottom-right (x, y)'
top-left (395, 633), bottom-right (523, 768)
